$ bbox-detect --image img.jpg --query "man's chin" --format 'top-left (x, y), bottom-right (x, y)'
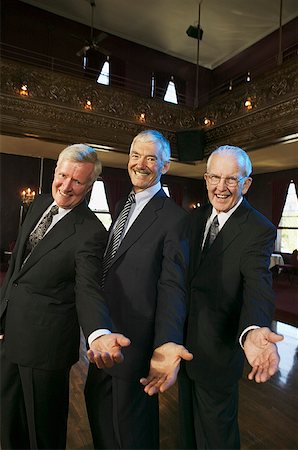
top-left (55, 196), bottom-right (72, 209)
top-left (213, 201), bottom-right (230, 213)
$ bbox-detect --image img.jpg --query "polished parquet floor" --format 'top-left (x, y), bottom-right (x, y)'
top-left (67, 319), bottom-right (298, 450)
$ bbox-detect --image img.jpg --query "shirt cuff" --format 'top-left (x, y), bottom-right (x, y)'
top-left (239, 325), bottom-right (260, 349)
top-left (88, 329), bottom-right (111, 347)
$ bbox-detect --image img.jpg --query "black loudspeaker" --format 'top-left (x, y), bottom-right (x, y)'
top-left (186, 25), bottom-right (203, 40)
top-left (176, 129), bottom-right (205, 162)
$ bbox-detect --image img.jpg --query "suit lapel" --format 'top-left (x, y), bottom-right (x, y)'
top-left (14, 196), bottom-right (53, 273)
top-left (199, 198), bottom-right (250, 264)
top-left (17, 200), bottom-right (86, 276)
top-left (190, 206), bottom-right (210, 278)
top-left (109, 190), bottom-right (166, 267)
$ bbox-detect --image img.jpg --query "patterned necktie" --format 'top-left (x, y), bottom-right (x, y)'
top-left (28, 204), bottom-right (59, 252)
top-left (202, 215), bottom-right (219, 253)
top-left (101, 192), bottom-right (135, 286)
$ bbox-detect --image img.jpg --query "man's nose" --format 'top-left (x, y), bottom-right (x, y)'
top-left (136, 157), bottom-right (146, 168)
top-left (62, 178), bottom-right (72, 190)
top-left (217, 177), bottom-right (227, 189)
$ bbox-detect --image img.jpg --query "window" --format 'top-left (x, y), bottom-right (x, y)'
top-left (150, 73), bottom-right (155, 98)
top-left (88, 180), bottom-right (112, 230)
top-left (162, 185), bottom-right (170, 197)
top-left (97, 58), bottom-right (110, 85)
top-left (276, 181), bottom-right (298, 253)
top-left (164, 78), bottom-right (178, 104)
top-left (83, 56), bottom-right (87, 70)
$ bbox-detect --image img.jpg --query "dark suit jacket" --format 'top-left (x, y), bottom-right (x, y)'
top-left (104, 189), bottom-right (190, 380)
top-left (185, 198), bottom-right (276, 387)
top-left (0, 194), bottom-right (110, 370)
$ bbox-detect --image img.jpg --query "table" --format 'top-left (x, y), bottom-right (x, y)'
top-left (269, 253), bottom-right (284, 269)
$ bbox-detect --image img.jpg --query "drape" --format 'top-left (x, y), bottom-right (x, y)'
top-left (174, 76), bottom-right (186, 105)
top-left (83, 50), bottom-right (106, 81)
top-left (272, 179), bottom-right (290, 226)
top-left (154, 72), bottom-right (170, 100)
top-left (166, 181), bottom-right (183, 206)
top-left (102, 173), bottom-right (131, 219)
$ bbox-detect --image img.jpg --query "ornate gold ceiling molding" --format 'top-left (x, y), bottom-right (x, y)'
top-left (1, 57), bottom-right (297, 159)
top-left (199, 58), bottom-right (298, 154)
top-left (0, 58), bottom-right (197, 156)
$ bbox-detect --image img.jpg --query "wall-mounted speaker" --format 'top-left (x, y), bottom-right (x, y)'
top-left (176, 129), bottom-right (205, 162)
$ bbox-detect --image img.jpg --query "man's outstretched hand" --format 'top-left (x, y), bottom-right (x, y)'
top-left (140, 342), bottom-right (193, 396)
top-left (244, 327), bottom-right (284, 383)
top-left (88, 333), bottom-right (131, 369)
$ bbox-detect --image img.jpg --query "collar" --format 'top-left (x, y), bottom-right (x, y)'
top-left (133, 182), bottom-right (161, 205)
top-left (210, 197), bottom-right (243, 230)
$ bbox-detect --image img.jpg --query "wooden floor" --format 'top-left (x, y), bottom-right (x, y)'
top-left (67, 320), bottom-right (298, 449)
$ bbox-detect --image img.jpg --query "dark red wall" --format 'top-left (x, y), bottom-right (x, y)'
top-left (246, 168), bottom-right (298, 222)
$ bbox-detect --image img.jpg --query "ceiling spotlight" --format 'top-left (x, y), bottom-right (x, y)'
top-left (186, 25), bottom-right (203, 40)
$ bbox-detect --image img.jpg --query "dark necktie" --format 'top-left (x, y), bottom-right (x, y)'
top-left (28, 204), bottom-right (59, 253)
top-left (101, 192), bottom-right (135, 286)
top-left (202, 215), bottom-right (219, 254)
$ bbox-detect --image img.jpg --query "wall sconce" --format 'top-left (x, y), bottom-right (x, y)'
top-left (244, 97), bottom-right (253, 110)
top-left (191, 202), bottom-right (201, 209)
top-left (203, 117), bottom-right (214, 127)
top-left (228, 80), bottom-right (233, 91)
top-left (84, 99), bottom-right (93, 110)
top-left (138, 113), bottom-right (146, 123)
top-left (19, 84), bottom-right (29, 96)
top-left (246, 72), bottom-right (251, 82)
top-left (21, 187), bottom-right (36, 204)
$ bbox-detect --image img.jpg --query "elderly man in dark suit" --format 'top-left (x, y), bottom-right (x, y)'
top-left (85, 130), bottom-right (193, 450)
top-left (179, 145), bottom-right (283, 449)
top-left (0, 144), bottom-right (130, 450)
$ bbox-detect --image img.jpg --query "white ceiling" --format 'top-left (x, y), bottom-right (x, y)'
top-left (20, 0), bottom-right (298, 69)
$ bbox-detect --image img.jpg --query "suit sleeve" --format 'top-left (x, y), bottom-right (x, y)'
top-left (153, 213), bottom-right (190, 348)
top-left (238, 219), bottom-right (276, 336)
top-left (74, 222), bottom-right (112, 339)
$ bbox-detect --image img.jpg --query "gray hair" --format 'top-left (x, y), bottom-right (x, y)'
top-left (130, 130), bottom-right (171, 163)
top-left (207, 145), bottom-right (252, 177)
top-left (57, 144), bottom-right (102, 184)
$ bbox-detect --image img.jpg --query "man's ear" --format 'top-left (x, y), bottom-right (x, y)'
top-left (161, 161), bottom-right (170, 174)
top-left (242, 177), bottom-right (252, 195)
top-left (86, 183), bottom-right (94, 194)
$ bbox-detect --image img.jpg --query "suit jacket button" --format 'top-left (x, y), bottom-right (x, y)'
top-left (12, 282), bottom-right (18, 287)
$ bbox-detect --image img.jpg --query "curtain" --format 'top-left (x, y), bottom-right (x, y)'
top-left (272, 179), bottom-right (290, 226)
top-left (174, 76), bottom-right (186, 105)
top-left (166, 181), bottom-right (183, 206)
top-left (102, 173), bottom-right (131, 219)
top-left (110, 56), bottom-right (126, 88)
top-left (293, 177), bottom-right (298, 198)
top-left (154, 72), bottom-right (170, 100)
top-left (83, 49), bottom-right (106, 81)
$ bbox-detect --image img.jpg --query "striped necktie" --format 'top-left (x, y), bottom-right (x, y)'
top-left (101, 192), bottom-right (135, 286)
top-left (202, 215), bottom-right (219, 254)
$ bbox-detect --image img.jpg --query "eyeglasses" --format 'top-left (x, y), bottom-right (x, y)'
top-left (205, 173), bottom-right (247, 187)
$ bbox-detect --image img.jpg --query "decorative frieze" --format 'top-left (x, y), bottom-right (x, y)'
top-left (1, 57), bottom-right (297, 159)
